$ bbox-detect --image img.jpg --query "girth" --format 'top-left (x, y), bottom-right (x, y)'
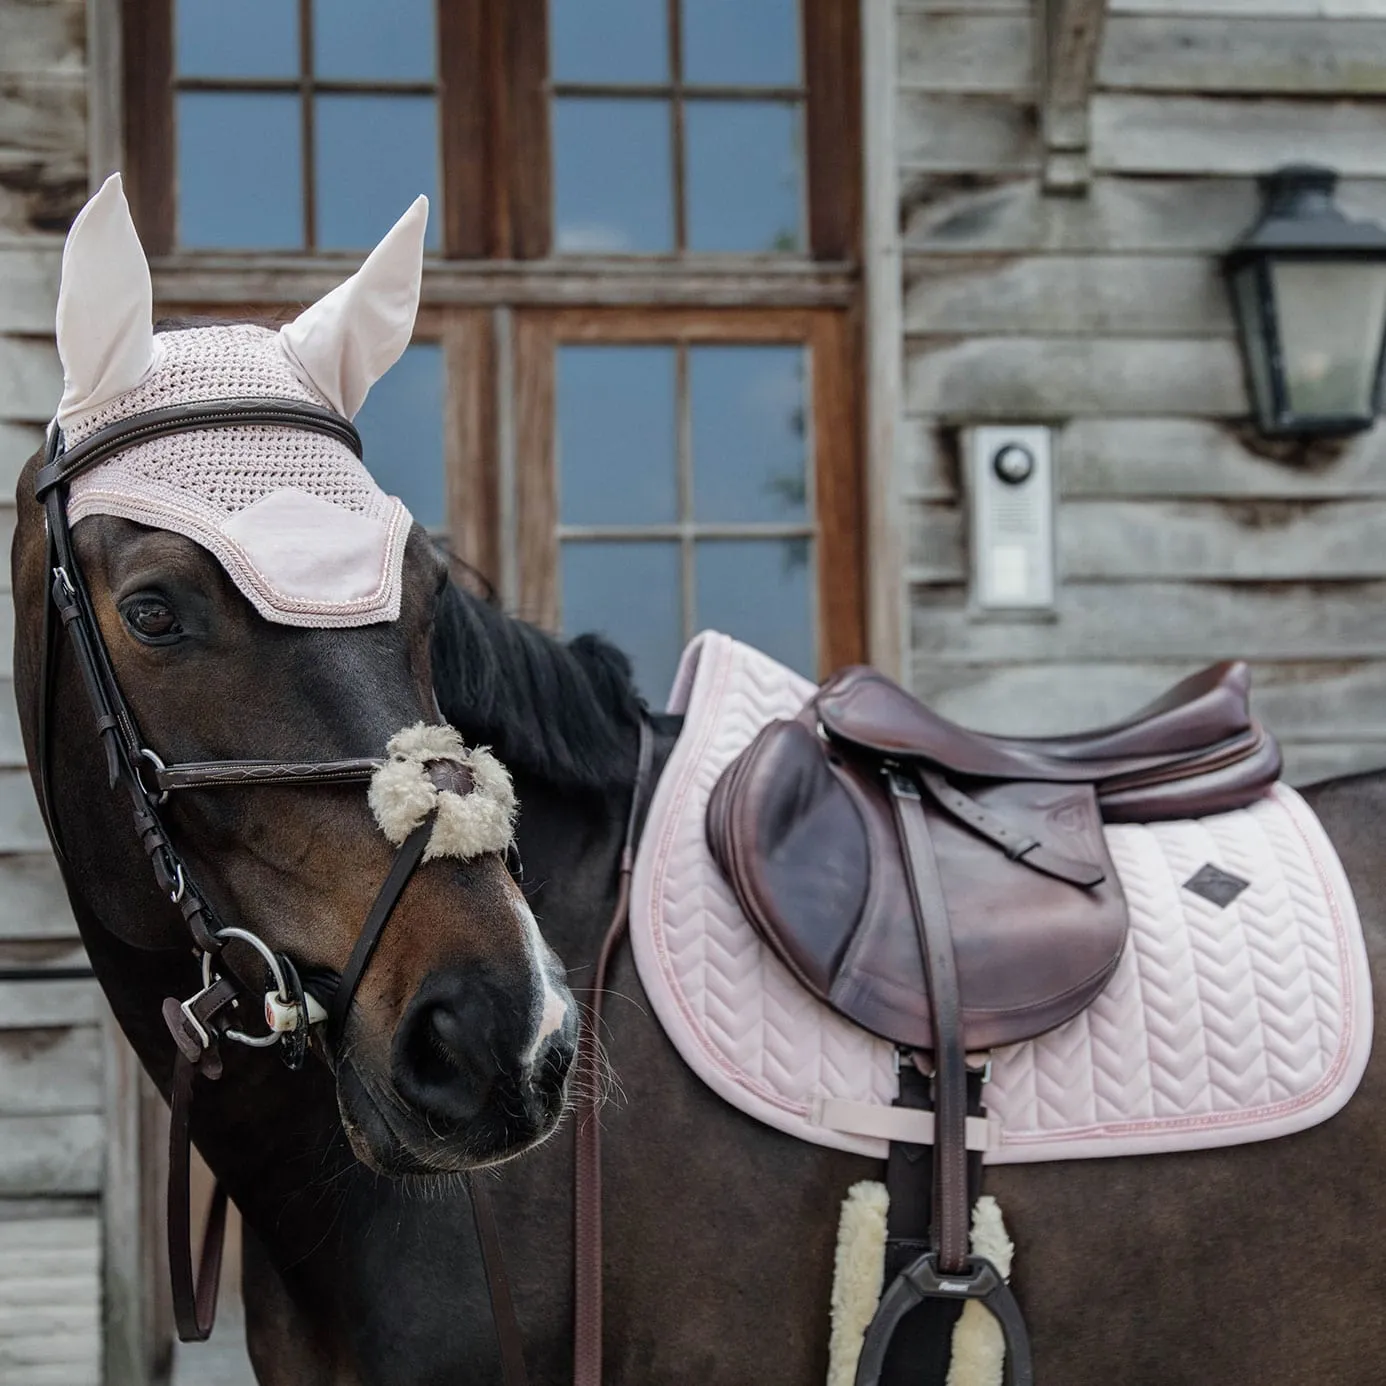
top-left (33, 400), bottom-right (524, 1369)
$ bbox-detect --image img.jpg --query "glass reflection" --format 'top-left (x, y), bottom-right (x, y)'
top-left (177, 0), bottom-right (297, 77)
top-left (695, 539), bottom-right (815, 677)
top-left (313, 0), bottom-right (435, 80)
top-left (691, 346), bottom-right (808, 524)
top-left (558, 347), bottom-right (677, 526)
top-left (685, 102), bottom-right (803, 252)
top-left (315, 95), bottom-right (439, 250)
top-left (551, 0), bottom-right (666, 83)
top-left (354, 343), bottom-right (446, 530)
top-left (682, 0), bottom-right (800, 87)
top-left (177, 92), bottom-right (303, 248)
top-left (1272, 261), bottom-right (1386, 418)
top-left (562, 541), bottom-right (683, 702)
top-left (553, 99), bottom-right (673, 254)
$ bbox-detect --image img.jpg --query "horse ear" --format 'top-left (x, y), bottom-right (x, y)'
top-left (55, 173), bottom-right (157, 427)
top-left (279, 195), bottom-right (428, 420)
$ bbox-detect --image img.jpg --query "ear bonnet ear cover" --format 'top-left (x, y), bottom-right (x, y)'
top-left (53, 176), bottom-right (429, 629)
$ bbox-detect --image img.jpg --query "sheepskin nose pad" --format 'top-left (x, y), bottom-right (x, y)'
top-left (425, 758), bottom-right (474, 796)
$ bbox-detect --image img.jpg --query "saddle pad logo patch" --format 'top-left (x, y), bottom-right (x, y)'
top-left (1183, 862), bottom-right (1250, 908)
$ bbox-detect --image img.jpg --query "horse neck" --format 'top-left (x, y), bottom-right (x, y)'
top-left (430, 583), bottom-right (676, 961)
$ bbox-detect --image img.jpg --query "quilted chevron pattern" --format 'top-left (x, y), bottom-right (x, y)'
top-left (629, 634), bottom-right (1373, 1164)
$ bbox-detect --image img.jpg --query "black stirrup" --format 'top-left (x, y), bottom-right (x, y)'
top-left (854, 1251), bottom-right (1034, 1386)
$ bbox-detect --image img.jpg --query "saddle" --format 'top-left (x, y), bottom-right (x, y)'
top-left (707, 661), bottom-right (1281, 1385)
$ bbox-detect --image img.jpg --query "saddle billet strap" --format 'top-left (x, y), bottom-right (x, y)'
top-left (864, 770), bottom-right (1035, 1386)
top-left (916, 768), bottom-right (1105, 889)
top-left (33, 397), bottom-right (362, 496)
top-left (887, 770), bottom-right (969, 1274)
top-left (573, 717), bottom-right (655, 1386)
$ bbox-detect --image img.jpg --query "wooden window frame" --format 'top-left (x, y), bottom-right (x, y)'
top-left (123, 0), bottom-right (859, 266)
top-left (134, 1), bottom-right (864, 666)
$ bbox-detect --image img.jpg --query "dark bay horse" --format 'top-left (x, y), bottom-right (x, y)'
top-left (14, 428), bottom-right (1386, 1381)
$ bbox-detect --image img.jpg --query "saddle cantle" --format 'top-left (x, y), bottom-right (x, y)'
top-left (707, 663), bottom-right (1282, 1053)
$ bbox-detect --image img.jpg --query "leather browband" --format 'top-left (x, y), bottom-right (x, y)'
top-left (154, 758), bottom-right (383, 793)
top-left (35, 397), bottom-right (363, 497)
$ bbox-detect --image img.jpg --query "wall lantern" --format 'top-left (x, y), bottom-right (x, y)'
top-left (1225, 164), bottom-right (1386, 438)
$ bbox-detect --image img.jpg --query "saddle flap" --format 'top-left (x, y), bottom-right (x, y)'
top-left (708, 716), bottom-right (1129, 1052)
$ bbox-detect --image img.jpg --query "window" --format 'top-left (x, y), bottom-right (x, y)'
top-left (125, 0), bottom-right (864, 690)
top-left (551, 0), bottom-right (806, 255)
top-left (171, 0), bottom-right (440, 250)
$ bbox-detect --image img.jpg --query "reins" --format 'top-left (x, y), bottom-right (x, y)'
top-left (573, 717), bottom-right (655, 1386)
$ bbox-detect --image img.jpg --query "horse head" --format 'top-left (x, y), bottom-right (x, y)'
top-left (12, 175), bottom-right (576, 1178)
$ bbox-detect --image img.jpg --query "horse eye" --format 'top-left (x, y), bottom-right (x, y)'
top-left (120, 595), bottom-right (182, 642)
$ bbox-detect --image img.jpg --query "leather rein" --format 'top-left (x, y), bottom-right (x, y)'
top-left (32, 400), bottom-right (520, 1367)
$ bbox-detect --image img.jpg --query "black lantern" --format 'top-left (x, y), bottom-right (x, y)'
top-left (1225, 165), bottom-right (1386, 437)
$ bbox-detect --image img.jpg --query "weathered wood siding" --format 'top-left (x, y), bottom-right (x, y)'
top-left (896, 0), bottom-right (1386, 781)
top-left (0, 3), bottom-right (103, 1382)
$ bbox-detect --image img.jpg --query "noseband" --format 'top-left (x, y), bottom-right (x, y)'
top-left (33, 400), bottom-right (495, 1343)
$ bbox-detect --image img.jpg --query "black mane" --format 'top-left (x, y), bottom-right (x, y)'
top-left (430, 578), bottom-right (645, 796)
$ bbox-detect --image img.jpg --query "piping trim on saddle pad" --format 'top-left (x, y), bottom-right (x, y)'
top-left (628, 632), bottom-right (1374, 1165)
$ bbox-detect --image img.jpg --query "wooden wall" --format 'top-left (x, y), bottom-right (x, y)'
top-left (896, 0), bottom-right (1386, 784)
top-left (0, 1), bottom-right (103, 1381)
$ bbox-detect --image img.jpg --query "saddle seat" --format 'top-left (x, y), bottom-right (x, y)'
top-left (817, 661), bottom-right (1281, 823)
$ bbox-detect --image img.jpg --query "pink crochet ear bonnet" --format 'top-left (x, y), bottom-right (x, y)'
top-left (53, 176), bottom-right (429, 629)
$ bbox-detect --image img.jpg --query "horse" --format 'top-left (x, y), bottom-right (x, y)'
top-left (15, 179), bottom-right (1386, 1385)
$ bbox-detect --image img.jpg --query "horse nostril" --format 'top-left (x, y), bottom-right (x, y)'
top-left (426, 1002), bottom-right (471, 1064)
top-left (396, 998), bottom-right (494, 1124)
top-left (391, 968), bottom-right (569, 1154)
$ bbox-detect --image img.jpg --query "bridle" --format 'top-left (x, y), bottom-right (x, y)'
top-left (32, 398), bottom-right (514, 1352)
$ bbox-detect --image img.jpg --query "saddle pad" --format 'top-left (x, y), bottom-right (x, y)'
top-left (629, 632), bottom-right (1374, 1164)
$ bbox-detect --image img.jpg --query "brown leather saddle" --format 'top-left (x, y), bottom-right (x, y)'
top-left (707, 661), bottom-right (1281, 1386)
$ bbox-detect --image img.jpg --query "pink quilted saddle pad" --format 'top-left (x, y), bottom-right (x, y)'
top-left (629, 633), bottom-right (1374, 1164)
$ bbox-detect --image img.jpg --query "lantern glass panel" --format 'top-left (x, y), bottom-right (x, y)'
top-left (1231, 263), bottom-right (1278, 429)
top-left (1271, 258), bottom-right (1386, 419)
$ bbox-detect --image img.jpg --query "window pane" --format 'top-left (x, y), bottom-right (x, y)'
top-left (562, 542), bottom-right (683, 703)
top-left (558, 347), bottom-right (677, 526)
top-left (177, 0), bottom-right (297, 77)
top-left (354, 343), bottom-right (445, 530)
top-left (691, 346), bottom-right (807, 524)
top-left (682, 0), bottom-right (800, 87)
top-left (695, 539), bottom-right (814, 677)
top-left (313, 0), bottom-right (435, 79)
top-left (551, 0), bottom-right (667, 83)
top-left (553, 99), bottom-right (673, 254)
top-left (315, 95), bottom-right (439, 251)
top-left (177, 93), bottom-right (304, 249)
top-left (686, 102), bottom-right (802, 253)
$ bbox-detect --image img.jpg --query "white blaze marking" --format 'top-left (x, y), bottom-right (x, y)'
top-left (515, 895), bottom-right (570, 1069)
